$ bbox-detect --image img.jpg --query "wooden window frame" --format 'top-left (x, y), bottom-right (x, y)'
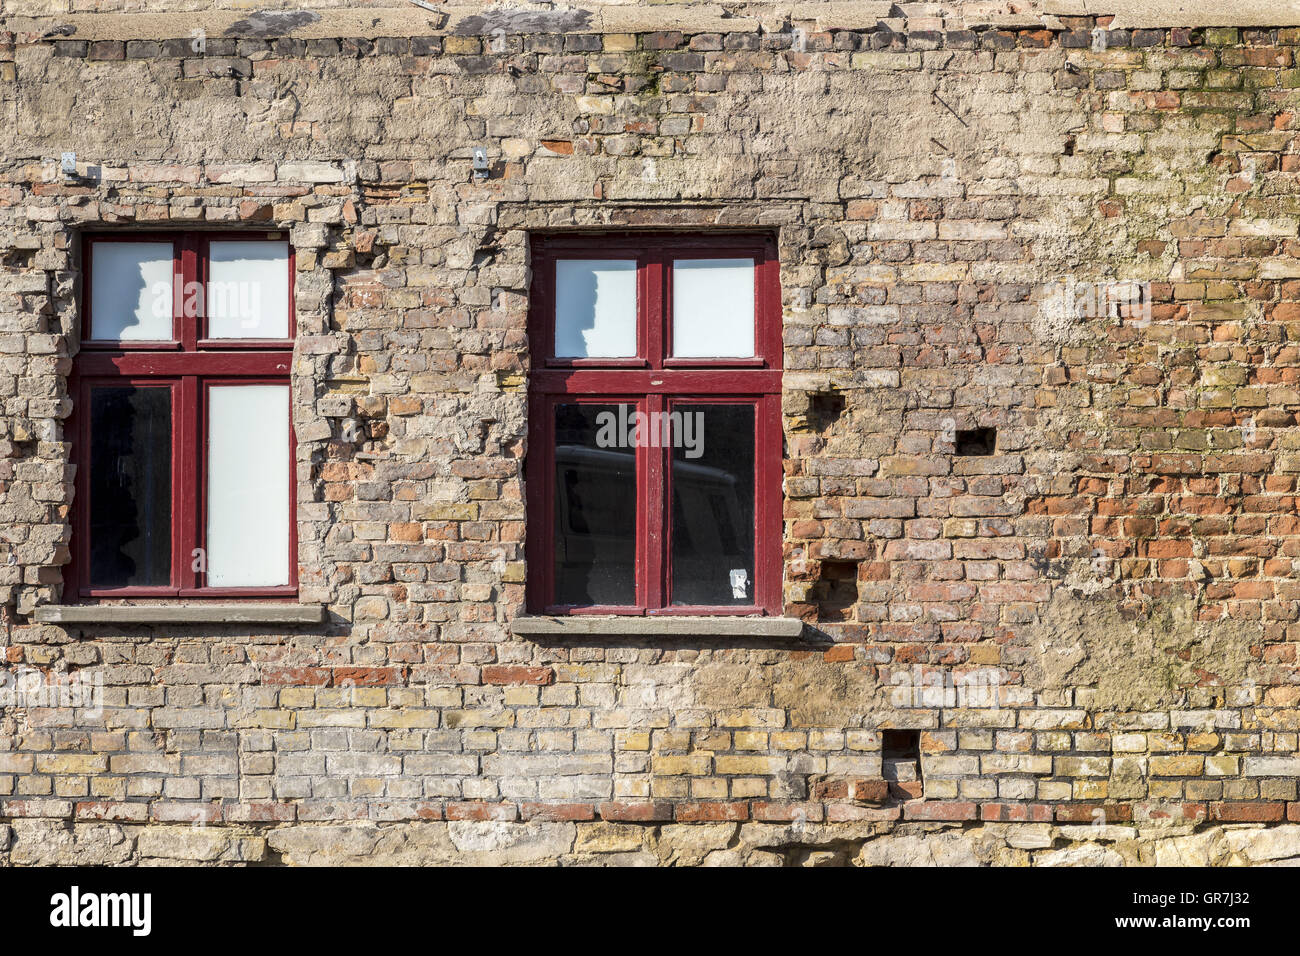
top-left (67, 232), bottom-right (297, 600)
top-left (526, 232), bottom-right (783, 617)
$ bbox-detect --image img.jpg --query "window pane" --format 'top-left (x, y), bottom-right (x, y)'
top-left (670, 404), bottom-right (755, 606)
top-left (554, 403), bottom-right (636, 606)
top-left (89, 241), bottom-right (173, 341)
top-left (88, 387), bottom-right (171, 587)
top-left (207, 240), bottom-right (291, 339)
top-left (207, 385), bottom-right (290, 587)
top-left (671, 258), bottom-right (755, 358)
top-left (554, 259), bottom-right (636, 358)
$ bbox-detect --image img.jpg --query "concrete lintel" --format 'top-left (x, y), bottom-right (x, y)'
top-left (789, 2), bottom-right (897, 30)
top-left (511, 615), bottom-right (805, 638)
top-left (9, 3), bottom-right (1300, 43)
top-left (2, 5), bottom-right (754, 44)
top-left (1048, 0), bottom-right (1300, 28)
top-left (32, 604), bottom-right (326, 625)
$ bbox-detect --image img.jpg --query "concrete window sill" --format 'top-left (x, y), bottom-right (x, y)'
top-left (31, 604), bottom-right (326, 625)
top-left (510, 615), bottom-right (805, 638)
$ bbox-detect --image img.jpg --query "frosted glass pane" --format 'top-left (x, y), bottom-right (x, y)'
top-left (207, 241), bottom-right (290, 339)
top-left (672, 258), bottom-right (755, 358)
top-left (207, 386), bottom-right (290, 587)
top-left (90, 242), bottom-right (174, 341)
top-left (554, 259), bottom-right (636, 358)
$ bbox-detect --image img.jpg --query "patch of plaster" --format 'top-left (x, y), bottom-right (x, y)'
top-left (1016, 589), bottom-right (1257, 710)
top-left (771, 658), bottom-right (881, 726)
top-left (454, 8), bottom-right (594, 36)
top-left (224, 10), bottom-right (321, 38)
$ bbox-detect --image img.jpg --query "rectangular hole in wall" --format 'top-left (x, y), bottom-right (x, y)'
top-left (955, 426), bottom-right (996, 456)
top-left (813, 559), bottom-right (858, 622)
top-left (807, 390), bottom-right (845, 434)
top-left (882, 729), bottom-right (922, 800)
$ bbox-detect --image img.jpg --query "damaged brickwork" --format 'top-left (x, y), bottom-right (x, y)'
top-left (2, 1), bottom-right (1300, 864)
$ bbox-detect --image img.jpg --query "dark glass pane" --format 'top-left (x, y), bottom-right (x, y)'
top-left (553, 403), bottom-right (636, 606)
top-left (671, 404), bottom-right (754, 606)
top-left (89, 387), bottom-right (171, 588)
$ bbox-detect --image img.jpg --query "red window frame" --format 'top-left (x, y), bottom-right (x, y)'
top-left (67, 232), bottom-right (297, 600)
top-left (526, 232), bottom-right (783, 616)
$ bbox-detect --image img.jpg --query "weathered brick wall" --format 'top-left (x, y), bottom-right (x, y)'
top-left (3, 3), bottom-right (1300, 864)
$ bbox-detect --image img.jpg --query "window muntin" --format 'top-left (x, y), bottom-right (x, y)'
top-left (527, 233), bottom-right (782, 616)
top-left (71, 233), bottom-right (296, 599)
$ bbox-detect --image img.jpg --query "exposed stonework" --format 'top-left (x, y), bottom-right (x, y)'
top-left (7, 817), bottom-right (1300, 866)
top-left (4, 3), bottom-right (1300, 864)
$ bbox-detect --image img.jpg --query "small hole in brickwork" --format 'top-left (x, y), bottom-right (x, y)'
top-left (807, 391), bottom-right (846, 433)
top-left (882, 730), bottom-right (922, 799)
top-left (3, 247), bottom-right (35, 268)
top-left (813, 559), bottom-right (858, 622)
top-left (955, 426), bottom-right (996, 456)
top-left (882, 729), bottom-right (920, 761)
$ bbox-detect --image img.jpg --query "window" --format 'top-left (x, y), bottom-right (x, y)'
top-left (526, 233), bottom-right (782, 615)
top-left (68, 233), bottom-right (296, 599)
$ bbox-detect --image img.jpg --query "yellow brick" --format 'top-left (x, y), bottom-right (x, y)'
top-left (1150, 755), bottom-right (1204, 776)
top-left (603, 34), bottom-right (637, 52)
top-left (652, 754), bottom-right (712, 776)
top-left (616, 731), bottom-right (651, 751)
top-left (690, 778), bottom-right (728, 799)
top-left (715, 755), bottom-right (779, 775)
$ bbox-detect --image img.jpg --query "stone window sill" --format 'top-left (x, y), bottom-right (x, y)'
top-left (510, 615), bottom-right (805, 638)
top-left (31, 604), bottom-right (325, 625)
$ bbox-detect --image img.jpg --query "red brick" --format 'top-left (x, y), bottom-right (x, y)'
top-left (333, 666), bottom-right (405, 686)
top-left (1055, 803), bottom-right (1133, 823)
top-left (445, 802), bottom-right (519, 822)
top-left (1210, 801), bottom-right (1285, 822)
top-left (520, 802), bottom-right (596, 821)
top-left (481, 665), bottom-right (555, 686)
top-left (751, 801), bottom-right (826, 823)
top-left (673, 802), bottom-right (750, 822)
top-left (598, 801), bottom-right (674, 822)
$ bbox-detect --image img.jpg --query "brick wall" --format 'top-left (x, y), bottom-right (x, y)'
top-left (3, 4), bottom-right (1300, 864)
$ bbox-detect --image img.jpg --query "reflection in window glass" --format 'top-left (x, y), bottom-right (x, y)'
top-left (671, 258), bottom-right (755, 358)
top-left (90, 242), bottom-right (174, 341)
top-left (554, 259), bottom-right (637, 358)
top-left (207, 241), bottom-right (291, 339)
top-left (671, 404), bottom-right (754, 605)
top-left (89, 387), bottom-right (171, 587)
top-left (554, 403), bottom-right (636, 606)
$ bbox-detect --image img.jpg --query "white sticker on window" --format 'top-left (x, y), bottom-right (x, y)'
top-left (730, 569), bottom-right (749, 599)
